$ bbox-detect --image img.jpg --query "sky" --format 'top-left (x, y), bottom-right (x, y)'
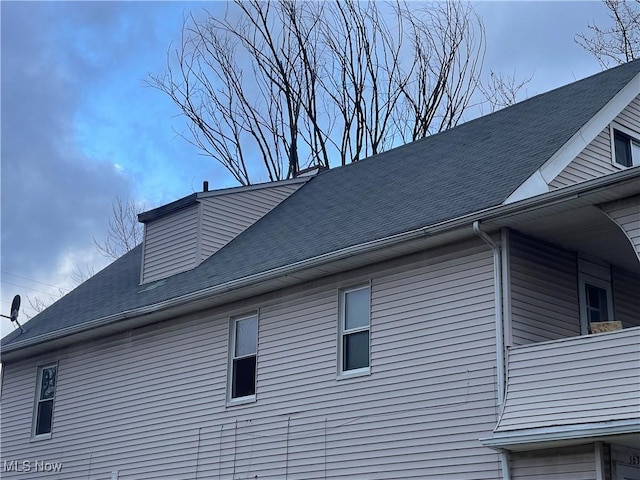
top-left (0, 1), bottom-right (616, 338)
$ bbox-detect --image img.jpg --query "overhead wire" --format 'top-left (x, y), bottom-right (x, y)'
top-left (1, 271), bottom-right (70, 291)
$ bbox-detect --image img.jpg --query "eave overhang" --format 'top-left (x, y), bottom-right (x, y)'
top-left (481, 419), bottom-right (640, 452)
top-left (3, 168), bottom-right (640, 361)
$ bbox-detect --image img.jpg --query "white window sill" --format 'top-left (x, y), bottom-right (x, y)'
top-left (337, 367), bottom-right (371, 380)
top-left (611, 161), bottom-right (627, 170)
top-left (226, 394), bottom-right (256, 408)
top-left (30, 433), bottom-right (52, 442)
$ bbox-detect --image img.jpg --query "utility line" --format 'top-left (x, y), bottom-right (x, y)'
top-left (0, 280), bottom-right (58, 297)
top-left (1, 271), bottom-right (69, 292)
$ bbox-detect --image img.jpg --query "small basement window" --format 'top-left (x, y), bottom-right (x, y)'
top-left (613, 129), bottom-right (640, 167)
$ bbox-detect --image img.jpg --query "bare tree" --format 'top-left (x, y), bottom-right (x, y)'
top-left (27, 197), bottom-right (142, 316)
top-left (479, 70), bottom-right (533, 113)
top-left (576, 0), bottom-right (640, 68)
top-left (94, 196), bottom-right (144, 260)
top-left (149, 0), bottom-right (486, 185)
top-left (27, 290), bottom-right (67, 317)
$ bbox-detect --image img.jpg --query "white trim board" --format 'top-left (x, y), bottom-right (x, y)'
top-left (505, 72), bottom-right (640, 204)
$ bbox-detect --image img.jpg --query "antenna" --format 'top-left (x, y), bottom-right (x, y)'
top-left (1, 295), bottom-right (24, 333)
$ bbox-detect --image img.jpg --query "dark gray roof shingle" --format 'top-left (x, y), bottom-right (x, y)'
top-left (3, 59), bottom-right (639, 348)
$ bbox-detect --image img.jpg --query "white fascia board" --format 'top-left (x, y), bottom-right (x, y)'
top-left (481, 419), bottom-right (640, 450)
top-left (504, 72), bottom-right (640, 205)
top-left (196, 176), bottom-right (310, 199)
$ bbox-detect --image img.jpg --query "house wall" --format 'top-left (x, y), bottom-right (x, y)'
top-left (612, 266), bottom-right (640, 328)
top-left (508, 232), bottom-right (581, 346)
top-left (600, 195), bottom-right (640, 262)
top-left (510, 444), bottom-right (597, 480)
top-left (140, 203), bottom-right (199, 283)
top-left (508, 231), bottom-right (640, 345)
top-left (199, 183), bottom-right (302, 261)
top-left (498, 326), bottom-right (640, 432)
top-left (549, 95), bottom-right (640, 189)
top-left (1, 240), bottom-right (503, 479)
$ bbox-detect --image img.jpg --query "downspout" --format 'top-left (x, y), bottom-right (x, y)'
top-left (473, 221), bottom-right (511, 480)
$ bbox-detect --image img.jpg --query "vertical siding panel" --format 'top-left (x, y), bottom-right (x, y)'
top-left (509, 232), bottom-right (580, 345)
top-left (511, 445), bottom-right (597, 480)
top-left (549, 95), bottom-right (640, 189)
top-left (1, 243), bottom-right (502, 479)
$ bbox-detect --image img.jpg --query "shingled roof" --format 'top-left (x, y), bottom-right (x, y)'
top-left (3, 59), bottom-right (640, 349)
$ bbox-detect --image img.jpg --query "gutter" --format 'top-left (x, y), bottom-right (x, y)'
top-left (4, 168), bottom-right (640, 355)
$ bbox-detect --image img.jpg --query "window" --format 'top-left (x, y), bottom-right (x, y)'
top-left (33, 364), bottom-right (57, 438)
top-left (578, 270), bottom-right (615, 334)
top-left (585, 283), bottom-right (610, 322)
top-left (613, 129), bottom-right (640, 167)
top-left (229, 314), bottom-right (258, 400)
top-left (339, 285), bottom-right (371, 375)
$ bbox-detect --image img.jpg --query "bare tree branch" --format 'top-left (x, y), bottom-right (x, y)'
top-left (94, 196), bottom-right (144, 260)
top-left (576, 0), bottom-right (640, 68)
top-left (480, 69), bottom-right (533, 113)
top-left (149, 1), bottom-right (492, 183)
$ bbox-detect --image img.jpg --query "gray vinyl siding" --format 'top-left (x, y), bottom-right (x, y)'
top-left (612, 266), bottom-right (640, 328)
top-left (0, 241), bottom-right (502, 479)
top-left (549, 95), bottom-right (640, 189)
top-left (140, 204), bottom-right (199, 283)
top-left (616, 94), bottom-right (640, 131)
top-left (498, 326), bottom-right (640, 432)
top-left (510, 444), bottom-right (597, 480)
top-left (199, 183), bottom-right (302, 261)
top-left (509, 232), bottom-right (580, 346)
top-left (600, 195), bottom-right (640, 260)
top-left (140, 184), bottom-right (302, 284)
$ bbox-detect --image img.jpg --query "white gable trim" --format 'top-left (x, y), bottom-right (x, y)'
top-left (505, 71), bottom-right (640, 205)
top-left (502, 170), bottom-right (548, 204)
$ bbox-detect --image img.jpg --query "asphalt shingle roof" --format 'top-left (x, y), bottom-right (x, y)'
top-left (4, 59), bottom-right (639, 348)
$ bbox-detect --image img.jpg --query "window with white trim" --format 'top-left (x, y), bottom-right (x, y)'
top-left (578, 272), bottom-right (615, 334)
top-left (613, 128), bottom-right (640, 167)
top-left (229, 314), bottom-right (258, 400)
top-left (339, 285), bottom-right (371, 375)
top-left (33, 364), bottom-right (57, 438)
top-left (584, 283), bottom-right (611, 322)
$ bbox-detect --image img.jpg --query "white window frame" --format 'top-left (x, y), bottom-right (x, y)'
top-left (338, 284), bottom-right (371, 378)
top-left (610, 123), bottom-right (640, 168)
top-left (31, 362), bottom-right (58, 441)
top-left (578, 273), bottom-right (615, 335)
top-left (227, 313), bottom-right (258, 405)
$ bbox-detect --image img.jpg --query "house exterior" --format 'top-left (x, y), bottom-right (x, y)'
top-left (2, 60), bottom-right (639, 480)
